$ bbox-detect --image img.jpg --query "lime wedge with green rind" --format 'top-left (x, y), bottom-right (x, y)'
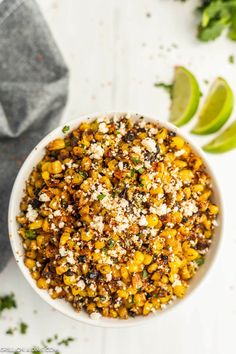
top-left (203, 121), bottom-right (236, 153)
top-left (170, 66), bottom-right (200, 127)
top-left (191, 77), bottom-right (234, 135)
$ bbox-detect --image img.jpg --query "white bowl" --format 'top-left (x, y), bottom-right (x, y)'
top-left (8, 112), bottom-right (223, 328)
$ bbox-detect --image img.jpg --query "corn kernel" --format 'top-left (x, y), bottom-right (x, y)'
top-left (146, 214), bottom-right (159, 227)
top-left (47, 138), bottom-right (65, 151)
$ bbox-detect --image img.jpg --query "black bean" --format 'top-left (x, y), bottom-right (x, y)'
top-left (66, 269), bottom-right (74, 276)
top-left (123, 162), bottom-right (129, 169)
top-left (88, 270), bottom-right (99, 280)
top-left (119, 188), bottom-right (128, 198)
top-left (169, 131), bottom-right (176, 137)
top-left (30, 198), bottom-right (41, 209)
top-left (128, 310), bottom-right (136, 318)
top-left (123, 131), bottom-right (136, 142)
top-left (182, 216), bottom-right (188, 223)
top-left (71, 136), bottom-right (79, 147)
top-left (78, 255), bottom-right (86, 263)
top-left (160, 254), bottom-right (168, 264)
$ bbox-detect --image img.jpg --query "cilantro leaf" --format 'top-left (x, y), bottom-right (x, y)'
top-left (62, 125), bottom-right (70, 134)
top-left (0, 293), bottom-right (17, 314)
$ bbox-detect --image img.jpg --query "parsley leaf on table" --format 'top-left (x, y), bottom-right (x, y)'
top-left (0, 293), bottom-right (17, 314)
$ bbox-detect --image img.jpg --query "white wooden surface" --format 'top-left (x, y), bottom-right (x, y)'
top-left (1, 0), bottom-right (236, 353)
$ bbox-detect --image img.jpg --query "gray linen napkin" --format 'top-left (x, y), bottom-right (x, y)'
top-left (0, 0), bottom-right (69, 271)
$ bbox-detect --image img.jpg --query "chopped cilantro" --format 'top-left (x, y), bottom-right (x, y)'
top-left (79, 171), bottom-right (88, 179)
top-left (154, 82), bottom-right (173, 96)
top-left (58, 337), bottom-right (75, 347)
top-left (108, 239), bottom-right (115, 247)
top-left (132, 157), bottom-right (140, 165)
top-left (31, 349), bottom-right (42, 354)
top-left (19, 321), bottom-right (28, 334)
top-left (137, 167), bottom-right (145, 174)
top-left (97, 193), bottom-right (106, 200)
top-left (6, 327), bottom-right (15, 335)
top-left (130, 168), bottom-right (136, 177)
top-left (62, 125), bottom-right (70, 134)
top-left (229, 54), bottom-right (235, 63)
top-left (142, 269), bottom-right (148, 279)
top-left (0, 293), bottom-right (17, 314)
top-left (195, 257), bottom-right (205, 266)
top-left (25, 229), bottom-right (36, 240)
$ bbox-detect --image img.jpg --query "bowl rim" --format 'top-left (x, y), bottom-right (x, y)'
top-left (8, 111), bottom-right (224, 328)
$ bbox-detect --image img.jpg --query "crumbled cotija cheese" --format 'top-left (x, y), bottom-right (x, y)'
top-left (26, 205), bottom-right (38, 222)
top-left (141, 138), bottom-right (157, 153)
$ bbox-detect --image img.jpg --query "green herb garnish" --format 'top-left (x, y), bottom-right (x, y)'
top-left (6, 327), bottom-right (15, 335)
top-left (154, 82), bottom-right (173, 96)
top-left (62, 125), bottom-right (70, 134)
top-left (132, 157), bottom-right (140, 165)
top-left (108, 239), bottom-right (115, 247)
top-left (195, 257), bottom-right (205, 266)
top-left (58, 337), bottom-right (75, 347)
top-left (19, 321), bottom-right (28, 334)
top-left (137, 167), bottom-right (145, 174)
top-left (25, 229), bottom-right (37, 240)
top-left (97, 193), bottom-right (106, 201)
top-left (0, 293), bottom-right (17, 314)
top-left (229, 54), bottom-right (235, 63)
top-left (142, 269), bottom-right (148, 279)
top-left (79, 171), bottom-right (88, 179)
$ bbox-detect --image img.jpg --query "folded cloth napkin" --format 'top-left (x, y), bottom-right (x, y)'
top-left (0, 0), bottom-right (69, 271)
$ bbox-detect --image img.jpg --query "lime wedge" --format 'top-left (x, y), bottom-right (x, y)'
top-left (191, 78), bottom-right (234, 135)
top-left (203, 121), bottom-right (236, 153)
top-left (170, 66), bottom-right (200, 127)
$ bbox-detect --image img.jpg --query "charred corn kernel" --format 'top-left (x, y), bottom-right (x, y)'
top-left (25, 258), bottom-right (36, 269)
top-left (95, 240), bottom-right (105, 249)
top-left (147, 263), bottom-right (158, 273)
top-left (199, 190), bottom-right (211, 202)
top-left (174, 159), bottom-right (187, 168)
top-left (60, 233), bottom-right (70, 246)
top-left (205, 230), bottom-right (212, 238)
top-left (192, 184), bottom-right (204, 193)
top-left (92, 252), bottom-right (101, 262)
top-left (143, 301), bottom-right (153, 315)
top-left (134, 293), bottom-right (146, 307)
top-left (49, 196), bottom-right (60, 210)
top-left (146, 214), bottom-right (159, 227)
top-left (151, 271), bottom-right (161, 281)
top-left (161, 275), bottom-right (169, 284)
top-left (140, 174), bottom-right (151, 187)
top-left (36, 235), bottom-right (45, 247)
top-left (81, 157), bottom-right (92, 171)
top-left (193, 157), bottom-right (202, 170)
top-left (73, 146), bottom-right (84, 156)
top-left (32, 270), bottom-right (40, 280)
top-left (100, 176), bottom-right (112, 189)
top-left (48, 138), bottom-right (65, 150)
top-left (87, 303), bottom-right (96, 313)
top-left (171, 136), bottom-right (185, 150)
top-left (184, 187), bottom-right (191, 199)
top-left (118, 307), bottom-right (128, 319)
top-left (128, 261), bottom-right (139, 273)
top-left (79, 122), bottom-right (90, 131)
top-left (81, 230), bottom-right (93, 241)
top-left (42, 219), bottom-right (49, 232)
top-left (203, 219), bottom-right (211, 230)
top-left (37, 278), bottom-right (48, 289)
top-left (132, 274), bottom-right (142, 289)
top-left (160, 295), bottom-right (171, 304)
top-left (80, 180), bottom-right (90, 192)
top-left (110, 309), bottom-right (118, 318)
top-left (143, 254), bottom-right (153, 265)
top-left (50, 160), bottom-right (63, 174)
top-left (129, 224), bottom-right (140, 234)
top-left (73, 174), bottom-right (84, 185)
top-left (29, 220), bottom-right (42, 230)
top-left (41, 161), bottom-right (51, 171)
top-left (151, 298), bottom-right (161, 310)
top-left (173, 285), bottom-right (186, 298)
top-left (117, 289), bottom-right (129, 299)
top-left (63, 274), bottom-right (76, 285)
top-left (42, 171), bottom-right (50, 180)
top-left (98, 264), bottom-right (111, 275)
top-left (209, 204), bottom-right (219, 215)
top-left (121, 266), bottom-right (129, 280)
top-left (26, 250), bottom-right (36, 259)
top-left (56, 265), bottom-right (68, 275)
top-left (180, 266), bottom-right (191, 280)
top-left (185, 248), bottom-right (199, 261)
top-left (157, 128), bottom-right (168, 141)
top-left (134, 251), bottom-right (145, 264)
top-left (108, 159), bottom-right (117, 170)
top-left (179, 169), bottom-right (194, 183)
top-left (79, 205), bottom-right (90, 216)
